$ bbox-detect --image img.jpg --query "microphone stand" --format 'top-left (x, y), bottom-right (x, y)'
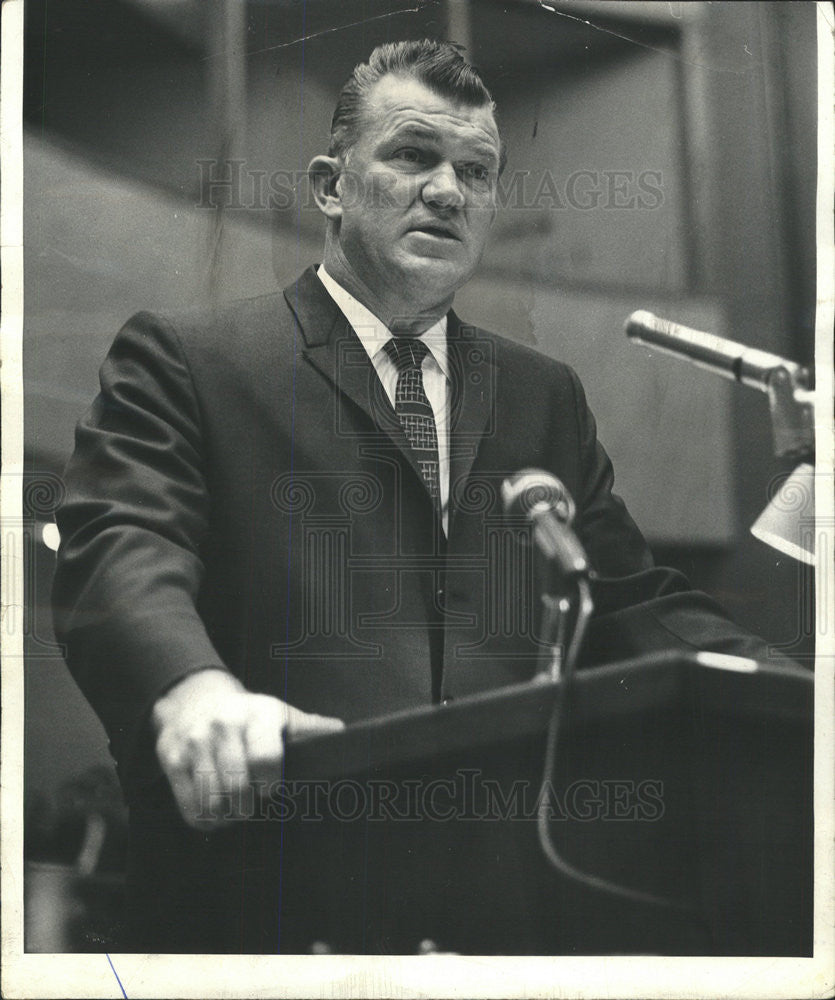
top-left (626, 311), bottom-right (816, 563)
top-left (538, 582), bottom-right (594, 683)
top-left (537, 593), bottom-right (570, 682)
top-left (626, 310), bottom-right (814, 461)
top-left (502, 470), bottom-right (701, 919)
top-left (530, 504), bottom-right (595, 683)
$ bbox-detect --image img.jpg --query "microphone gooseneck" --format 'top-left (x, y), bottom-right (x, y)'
top-left (502, 468), bottom-right (708, 930)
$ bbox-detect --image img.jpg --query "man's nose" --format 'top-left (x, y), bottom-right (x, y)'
top-left (421, 162), bottom-right (465, 210)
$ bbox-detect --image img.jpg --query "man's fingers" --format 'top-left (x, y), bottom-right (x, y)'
top-left (165, 761), bottom-right (199, 828)
top-left (153, 688), bottom-right (346, 826)
top-left (316, 713), bottom-right (346, 734)
top-left (157, 732), bottom-right (246, 829)
top-left (213, 726), bottom-right (249, 793)
top-left (187, 742), bottom-right (226, 828)
top-left (241, 698), bottom-right (345, 784)
top-left (155, 732), bottom-right (197, 824)
top-left (212, 727), bottom-right (251, 819)
top-left (284, 706), bottom-right (346, 742)
top-left (243, 698), bottom-right (287, 781)
top-left (158, 750), bottom-right (221, 830)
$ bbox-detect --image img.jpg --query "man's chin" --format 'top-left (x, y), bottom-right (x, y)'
top-left (399, 252), bottom-right (473, 282)
top-left (395, 257), bottom-right (472, 300)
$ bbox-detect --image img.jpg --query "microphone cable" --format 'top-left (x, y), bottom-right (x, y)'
top-left (534, 577), bottom-right (715, 945)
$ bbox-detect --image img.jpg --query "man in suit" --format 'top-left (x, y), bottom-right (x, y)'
top-left (52, 39), bottom-right (784, 952)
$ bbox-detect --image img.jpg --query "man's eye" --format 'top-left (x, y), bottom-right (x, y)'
top-left (461, 163), bottom-right (490, 183)
top-left (392, 147), bottom-right (423, 164)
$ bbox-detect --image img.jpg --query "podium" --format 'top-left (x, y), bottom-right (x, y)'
top-left (130, 652), bottom-right (812, 955)
top-left (268, 652), bottom-right (813, 955)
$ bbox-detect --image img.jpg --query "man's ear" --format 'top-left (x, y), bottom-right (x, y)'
top-left (308, 155), bottom-right (343, 220)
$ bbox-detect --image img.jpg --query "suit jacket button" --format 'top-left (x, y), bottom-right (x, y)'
top-left (441, 696), bottom-right (454, 706)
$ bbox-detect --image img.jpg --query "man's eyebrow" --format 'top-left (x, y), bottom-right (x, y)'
top-left (382, 122), bottom-right (500, 164)
top-left (466, 143), bottom-right (501, 165)
top-left (383, 122), bottom-right (440, 144)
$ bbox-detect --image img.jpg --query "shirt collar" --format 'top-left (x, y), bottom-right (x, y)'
top-left (318, 265), bottom-right (450, 380)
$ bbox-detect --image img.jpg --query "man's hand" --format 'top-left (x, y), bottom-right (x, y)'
top-left (151, 669), bottom-right (345, 830)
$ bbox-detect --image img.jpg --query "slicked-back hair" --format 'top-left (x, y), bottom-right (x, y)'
top-left (329, 39), bottom-right (504, 168)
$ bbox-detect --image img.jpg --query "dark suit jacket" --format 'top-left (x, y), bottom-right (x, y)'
top-left (51, 267), bottom-right (781, 950)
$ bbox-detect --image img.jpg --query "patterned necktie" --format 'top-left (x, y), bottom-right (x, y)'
top-left (383, 337), bottom-right (440, 505)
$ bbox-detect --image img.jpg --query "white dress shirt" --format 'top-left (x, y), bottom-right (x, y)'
top-left (317, 265), bottom-right (451, 534)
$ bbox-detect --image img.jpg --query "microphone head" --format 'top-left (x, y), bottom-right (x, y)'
top-left (624, 309), bottom-right (660, 344)
top-left (501, 469), bottom-right (576, 525)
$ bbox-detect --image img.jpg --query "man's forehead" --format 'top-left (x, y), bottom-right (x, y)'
top-left (361, 73), bottom-right (500, 149)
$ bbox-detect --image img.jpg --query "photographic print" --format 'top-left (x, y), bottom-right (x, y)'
top-left (1, 1), bottom-right (832, 997)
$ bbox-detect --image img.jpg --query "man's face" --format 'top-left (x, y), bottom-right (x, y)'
top-left (333, 73), bottom-right (501, 312)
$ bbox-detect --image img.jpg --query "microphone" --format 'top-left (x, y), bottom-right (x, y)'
top-left (626, 310), bottom-right (814, 460)
top-left (501, 470), bottom-right (589, 579)
top-left (625, 310), bottom-right (810, 391)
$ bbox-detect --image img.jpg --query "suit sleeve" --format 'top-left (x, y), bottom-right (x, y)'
top-left (565, 367), bottom-right (803, 669)
top-left (51, 311), bottom-right (229, 791)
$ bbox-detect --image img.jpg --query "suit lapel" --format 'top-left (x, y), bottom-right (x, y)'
top-left (446, 311), bottom-right (497, 531)
top-left (284, 267), bottom-right (433, 499)
top-left (284, 270), bottom-right (499, 525)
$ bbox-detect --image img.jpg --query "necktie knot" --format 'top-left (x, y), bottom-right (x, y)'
top-left (384, 336), bottom-right (430, 373)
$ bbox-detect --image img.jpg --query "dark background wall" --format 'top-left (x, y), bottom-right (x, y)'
top-left (22, 0), bottom-right (817, 802)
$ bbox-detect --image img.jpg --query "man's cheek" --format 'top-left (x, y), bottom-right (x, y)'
top-left (478, 193), bottom-right (498, 220)
top-left (368, 173), bottom-right (414, 210)
top-left (470, 205), bottom-right (498, 244)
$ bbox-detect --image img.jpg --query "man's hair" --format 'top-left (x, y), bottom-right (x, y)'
top-left (329, 39), bottom-right (503, 166)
